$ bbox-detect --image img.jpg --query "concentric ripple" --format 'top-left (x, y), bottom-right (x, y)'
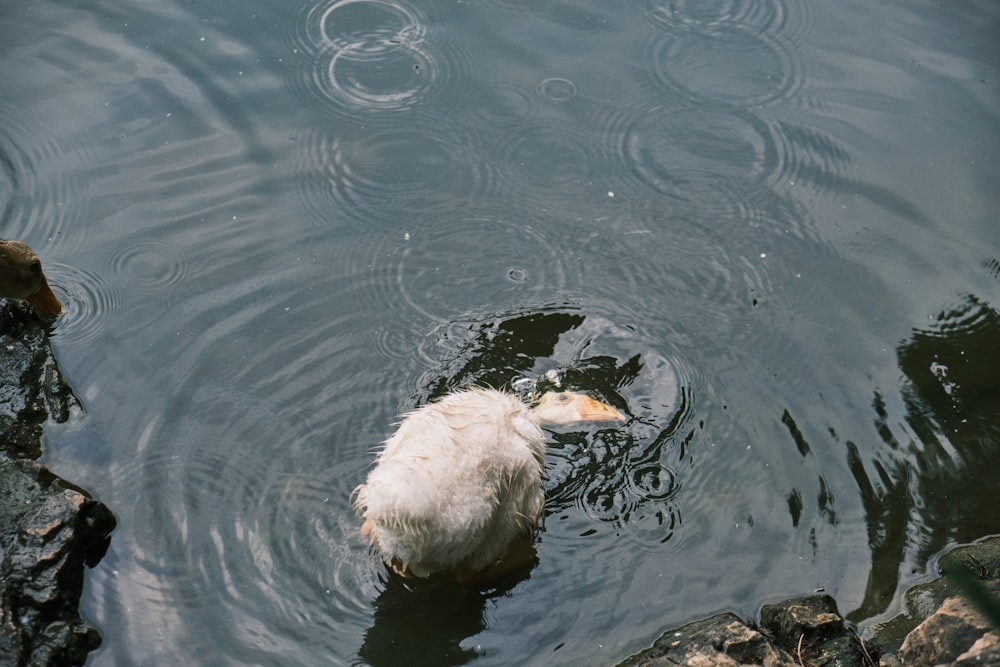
top-left (493, 124), bottom-right (610, 205)
top-left (463, 83), bottom-right (535, 127)
top-left (293, 123), bottom-right (498, 227)
top-left (292, 0), bottom-right (475, 121)
top-left (626, 0), bottom-right (816, 48)
top-left (106, 237), bottom-right (192, 295)
top-left (0, 104), bottom-right (90, 253)
top-left (645, 24), bottom-right (802, 108)
top-left (536, 77), bottom-right (578, 103)
top-left (306, 0), bottom-right (426, 51)
top-left (628, 0), bottom-right (785, 34)
top-left (45, 261), bottom-right (124, 346)
top-left (312, 39), bottom-right (433, 114)
top-left (108, 380), bottom-right (382, 658)
top-left (368, 210), bottom-right (578, 324)
top-left (547, 427), bottom-right (684, 551)
top-left (616, 102), bottom-right (780, 202)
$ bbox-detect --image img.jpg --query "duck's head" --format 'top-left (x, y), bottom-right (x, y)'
top-left (532, 391), bottom-right (625, 425)
top-left (0, 240), bottom-right (63, 317)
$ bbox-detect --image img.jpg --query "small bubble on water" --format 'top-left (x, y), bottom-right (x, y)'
top-left (507, 267), bottom-right (526, 282)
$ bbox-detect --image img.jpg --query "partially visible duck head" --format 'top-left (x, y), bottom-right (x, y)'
top-left (532, 391), bottom-right (625, 425)
top-left (0, 240), bottom-right (63, 317)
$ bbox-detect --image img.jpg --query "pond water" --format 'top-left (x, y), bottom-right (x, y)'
top-left (2, 0), bottom-right (999, 664)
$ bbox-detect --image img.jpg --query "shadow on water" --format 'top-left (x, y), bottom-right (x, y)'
top-left (771, 261), bottom-right (1000, 625)
top-left (360, 569), bottom-right (533, 667)
top-left (845, 273), bottom-right (1000, 622)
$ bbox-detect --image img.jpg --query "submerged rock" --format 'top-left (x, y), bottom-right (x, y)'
top-left (0, 300), bottom-right (115, 667)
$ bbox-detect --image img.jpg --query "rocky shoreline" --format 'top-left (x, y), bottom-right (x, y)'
top-left (0, 301), bottom-right (115, 667)
top-left (615, 537), bottom-right (1000, 666)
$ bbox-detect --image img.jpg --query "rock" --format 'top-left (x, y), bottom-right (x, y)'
top-left (760, 595), bottom-right (869, 666)
top-left (0, 457), bottom-right (115, 667)
top-left (869, 537), bottom-right (1000, 665)
top-left (761, 594), bottom-right (848, 645)
top-left (616, 595), bottom-right (873, 667)
top-left (898, 582), bottom-right (1000, 667)
top-left (0, 301), bottom-right (80, 460)
top-left (615, 612), bottom-right (798, 667)
top-left (0, 299), bottom-right (115, 666)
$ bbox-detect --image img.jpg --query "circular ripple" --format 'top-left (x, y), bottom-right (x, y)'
top-left (464, 83), bottom-right (535, 127)
top-left (561, 431), bottom-right (683, 549)
top-left (306, 0), bottom-right (426, 51)
top-left (536, 77), bottom-right (578, 103)
top-left (615, 102), bottom-right (779, 203)
top-left (382, 211), bottom-right (576, 323)
top-left (293, 123), bottom-right (497, 227)
top-left (107, 237), bottom-right (191, 293)
top-left (646, 25), bottom-right (802, 108)
top-left (0, 104), bottom-right (90, 254)
top-left (628, 461), bottom-right (679, 503)
top-left (292, 0), bottom-right (476, 122)
top-left (493, 124), bottom-right (610, 205)
top-left (312, 39), bottom-right (433, 115)
top-left (45, 261), bottom-right (124, 346)
top-left (628, 0), bottom-right (783, 34)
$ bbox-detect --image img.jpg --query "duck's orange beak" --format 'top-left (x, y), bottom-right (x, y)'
top-left (26, 273), bottom-right (62, 317)
top-left (576, 395), bottom-right (626, 422)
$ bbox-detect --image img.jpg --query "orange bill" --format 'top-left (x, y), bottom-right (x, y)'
top-left (26, 273), bottom-right (63, 317)
top-left (577, 395), bottom-right (626, 422)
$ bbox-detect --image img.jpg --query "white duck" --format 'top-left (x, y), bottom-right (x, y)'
top-left (0, 240), bottom-right (63, 317)
top-left (354, 387), bottom-right (624, 581)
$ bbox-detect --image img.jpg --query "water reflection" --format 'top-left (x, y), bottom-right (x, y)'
top-left (4, 0), bottom-right (997, 662)
top-left (848, 291), bottom-right (998, 622)
top-left (896, 296), bottom-right (1000, 552)
top-left (360, 573), bottom-right (530, 667)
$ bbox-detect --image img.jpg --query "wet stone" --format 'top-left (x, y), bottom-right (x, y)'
top-left (0, 299), bottom-right (115, 667)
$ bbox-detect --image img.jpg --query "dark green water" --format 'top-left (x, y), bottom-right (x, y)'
top-left (1, 0), bottom-right (998, 664)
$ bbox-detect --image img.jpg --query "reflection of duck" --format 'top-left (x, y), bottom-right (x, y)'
top-left (0, 240), bottom-right (62, 317)
top-left (354, 387), bottom-right (624, 581)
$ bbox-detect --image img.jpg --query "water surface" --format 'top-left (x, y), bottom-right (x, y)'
top-left (1, 0), bottom-right (998, 664)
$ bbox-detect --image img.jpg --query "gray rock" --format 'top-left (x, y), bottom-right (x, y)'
top-left (898, 582), bottom-right (1000, 667)
top-left (869, 537), bottom-right (1000, 665)
top-left (615, 612), bottom-right (798, 667)
top-left (760, 595), bottom-right (869, 666)
top-left (0, 301), bottom-right (80, 460)
top-left (0, 300), bottom-right (115, 666)
top-left (0, 457), bottom-right (115, 667)
top-left (616, 595), bottom-right (872, 667)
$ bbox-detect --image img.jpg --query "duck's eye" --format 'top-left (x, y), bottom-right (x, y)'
top-left (29, 261), bottom-right (41, 275)
top-left (557, 393), bottom-right (568, 402)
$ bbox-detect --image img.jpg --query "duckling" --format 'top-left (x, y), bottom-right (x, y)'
top-left (354, 387), bottom-right (624, 581)
top-left (0, 240), bottom-right (62, 317)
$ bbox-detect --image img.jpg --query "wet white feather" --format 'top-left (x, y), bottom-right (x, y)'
top-left (354, 389), bottom-right (545, 576)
